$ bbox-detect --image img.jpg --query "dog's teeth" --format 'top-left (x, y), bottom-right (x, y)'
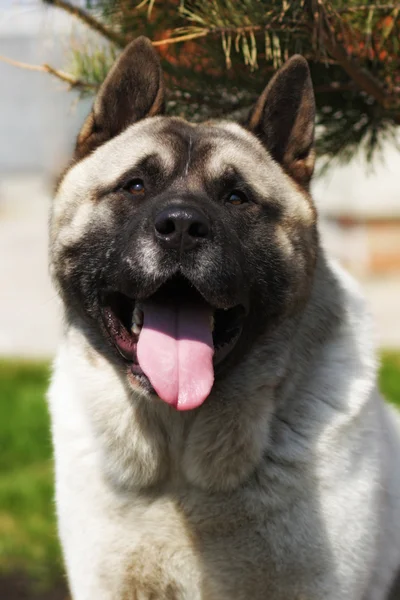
top-left (132, 307), bottom-right (144, 326)
top-left (131, 323), bottom-right (142, 336)
top-left (131, 307), bottom-right (144, 336)
top-left (210, 315), bottom-right (215, 332)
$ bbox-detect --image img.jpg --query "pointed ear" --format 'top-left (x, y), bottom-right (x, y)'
top-left (75, 37), bottom-right (165, 160)
top-left (247, 55), bottom-right (316, 188)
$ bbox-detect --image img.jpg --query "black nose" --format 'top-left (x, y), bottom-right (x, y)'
top-left (154, 206), bottom-right (211, 251)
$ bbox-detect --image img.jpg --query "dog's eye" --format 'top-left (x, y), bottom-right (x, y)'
top-left (226, 190), bottom-right (247, 206)
top-left (126, 179), bottom-right (145, 195)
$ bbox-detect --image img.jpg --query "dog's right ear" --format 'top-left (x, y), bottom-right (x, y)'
top-left (75, 37), bottom-right (165, 160)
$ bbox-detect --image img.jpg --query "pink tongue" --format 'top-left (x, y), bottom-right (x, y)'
top-left (137, 301), bottom-right (214, 410)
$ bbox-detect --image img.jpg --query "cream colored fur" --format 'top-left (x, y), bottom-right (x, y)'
top-left (48, 256), bottom-right (400, 599)
top-left (48, 43), bottom-right (400, 598)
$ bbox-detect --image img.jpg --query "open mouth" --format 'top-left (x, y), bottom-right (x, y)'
top-left (100, 276), bottom-right (246, 411)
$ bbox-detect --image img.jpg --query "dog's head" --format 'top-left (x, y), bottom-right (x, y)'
top-left (50, 37), bottom-right (318, 411)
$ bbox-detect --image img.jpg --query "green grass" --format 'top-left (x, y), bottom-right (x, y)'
top-left (0, 361), bottom-right (62, 588)
top-left (0, 354), bottom-right (399, 590)
top-left (380, 351), bottom-right (400, 408)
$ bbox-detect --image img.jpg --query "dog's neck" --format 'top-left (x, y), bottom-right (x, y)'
top-left (62, 248), bottom-right (374, 494)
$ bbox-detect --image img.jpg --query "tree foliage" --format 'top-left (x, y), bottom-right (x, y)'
top-left (42, 0), bottom-right (400, 167)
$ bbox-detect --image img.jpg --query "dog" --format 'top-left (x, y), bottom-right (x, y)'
top-left (48, 36), bottom-right (400, 599)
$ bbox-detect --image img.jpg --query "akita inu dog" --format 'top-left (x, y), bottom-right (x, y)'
top-left (48, 37), bottom-right (400, 599)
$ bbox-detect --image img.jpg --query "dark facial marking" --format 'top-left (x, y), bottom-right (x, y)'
top-left (52, 47), bottom-right (319, 398)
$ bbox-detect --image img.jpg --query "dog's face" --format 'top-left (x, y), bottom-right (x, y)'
top-left (50, 37), bottom-right (318, 411)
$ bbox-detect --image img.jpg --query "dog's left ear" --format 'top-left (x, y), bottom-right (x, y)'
top-left (248, 55), bottom-right (315, 188)
top-left (75, 37), bottom-right (165, 160)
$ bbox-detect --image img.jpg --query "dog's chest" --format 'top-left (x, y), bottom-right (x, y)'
top-left (92, 486), bottom-right (327, 600)
top-left (51, 351), bottom-right (334, 599)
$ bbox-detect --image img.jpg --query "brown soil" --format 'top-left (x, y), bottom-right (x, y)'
top-left (0, 574), bottom-right (69, 600)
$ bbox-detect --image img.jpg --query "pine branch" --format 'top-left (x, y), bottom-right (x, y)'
top-left (152, 22), bottom-right (305, 47)
top-left (324, 39), bottom-right (392, 107)
top-left (42, 0), bottom-right (127, 47)
top-left (152, 30), bottom-right (208, 45)
top-left (0, 54), bottom-right (98, 91)
top-left (31, 0), bottom-right (398, 166)
top-left (337, 4), bottom-right (400, 13)
top-left (305, 0), bottom-right (400, 121)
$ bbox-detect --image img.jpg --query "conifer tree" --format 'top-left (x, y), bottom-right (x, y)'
top-left (42, 0), bottom-right (400, 167)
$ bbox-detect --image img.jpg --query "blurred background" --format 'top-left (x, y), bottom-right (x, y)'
top-left (0, 0), bottom-right (399, 597)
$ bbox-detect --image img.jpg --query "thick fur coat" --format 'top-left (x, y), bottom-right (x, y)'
top-left (48, 38), bottom-right (400, 599)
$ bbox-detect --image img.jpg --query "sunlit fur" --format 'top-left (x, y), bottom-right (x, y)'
top-left (48, 39), bottom-right (400, 600)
